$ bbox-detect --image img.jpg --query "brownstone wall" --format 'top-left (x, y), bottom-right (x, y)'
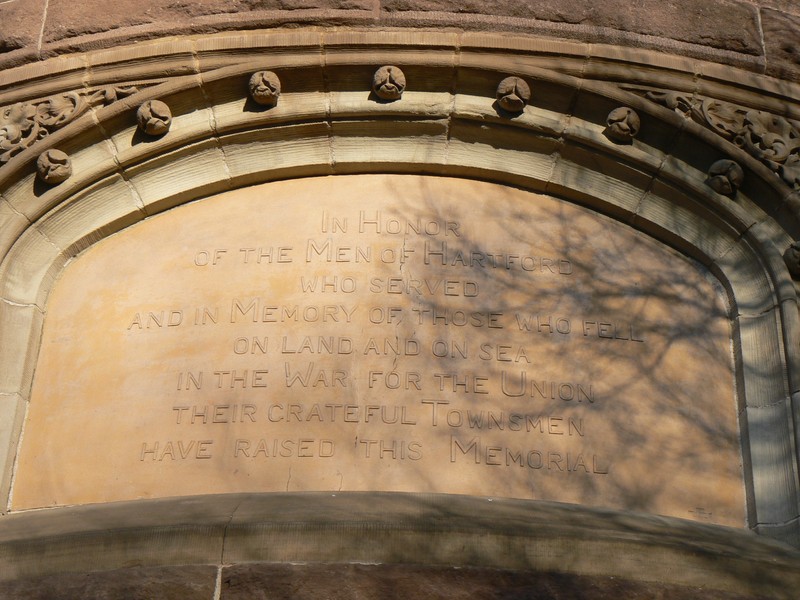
top-left (1, 0), bottom-right (798, 81)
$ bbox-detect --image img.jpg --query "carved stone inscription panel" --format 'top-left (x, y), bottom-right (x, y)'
top-left (13, 175), bottom-right (745, 526)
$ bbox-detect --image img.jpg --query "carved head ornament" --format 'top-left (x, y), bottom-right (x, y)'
top-left (605, 107), bottom-right (641, 143)
top-left (706, 159), bottom-right (744, 197)
top-left (136, 100), bottom-right (172, 136)
top-left (36, 149), bottom-right (72, 184)
top-left (372, 66), bottom-right (406, 101)
top-left (496, 77), bottom-right (531, 114)
top-left (248, 71), bottom-right (281, 107)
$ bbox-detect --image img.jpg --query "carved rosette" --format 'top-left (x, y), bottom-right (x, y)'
top-left (0, 86), bottom-right (138, 165)
top-left (643, 90), bottom-right (800, 191)
top-left (706, 159), bottom-right (744, 196)
top-left (36, 149), bottom-right (72, 184)
top-left (372, 66), bottom-right (406, 101)
top-left (248, 71), bottom-right (281, 107)
top-left (496, 77), bottom-right (531, 114)
top-left (605, 107), bottom-right (640, 143)
top-left (137, 100), bottom-right (172, 136)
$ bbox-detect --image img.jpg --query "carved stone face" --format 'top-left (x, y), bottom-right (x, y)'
top-left (706, 159), bottom-right (744, 196)
top-left (784, 242), bottom-right (800, 280)
top-left (739, 110), bottom-right (795, 163)
top-left (136, 100), bottom-right (172, 136)
top-left (36, 149), bottom-right (72, 185)
top-left (372, 66), bottom-right (406, 101)
top-left (248, 71), bottom-right (281, 107)
top-left (496, 76), bottom-right (531, 113)
top-left (2, 102), bottom-right (36, 131)
top-left (605, 107), bottom-right (641, 143)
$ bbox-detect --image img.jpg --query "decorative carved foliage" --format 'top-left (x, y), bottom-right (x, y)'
top-left (643, 90), bottom-right (800, 191)
top-left (0, 86), bottom-right (138, 165)
top-left (372, 66), bottom-right (406, 101)
top-left (136, 100), bottom-right (172, 136)
top-left (36, 149), bottom-right (72, 184)
top-left (496, 76), bottom-right (531, 114)
top-left (605, 107), bottom-right (640, 143)
top-left (784, 242), bottom-right (800, 280)
top-left (248, 71), bottom-right (281, 107)
top-left (706, 159), bottom-right (744, 196)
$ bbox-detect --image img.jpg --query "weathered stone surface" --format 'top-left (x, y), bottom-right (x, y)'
top-left (762, 9), bottom-right (800, 82)
top-left (0, 0), bottom-right (793, 79)
top-left (0, 566), bottom-right (217, 600)
top-left (42, 0), bottom-right (374, 44)
top-left (220, 563), bottom-right (774, 600)
top-left (382, 0), bottom-right (762, 54)
top-left (758, 1), bottom-right (800, 15)
top-left (0, 0), bottom-right (46, 53)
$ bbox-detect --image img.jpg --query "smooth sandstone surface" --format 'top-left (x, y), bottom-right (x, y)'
top-left (13, 175), bottom-right (744, 526)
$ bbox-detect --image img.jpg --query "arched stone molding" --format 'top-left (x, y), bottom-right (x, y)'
top-left (1, 30), bottom-right (800, 585)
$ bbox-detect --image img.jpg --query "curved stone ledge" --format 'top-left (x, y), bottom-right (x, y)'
top-left (0, 492), bottom-right (798, 598)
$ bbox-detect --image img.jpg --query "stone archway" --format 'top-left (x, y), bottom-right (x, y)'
top-left (1, 28), bottom-right (799, 598)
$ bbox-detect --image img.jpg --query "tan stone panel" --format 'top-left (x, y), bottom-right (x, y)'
top-left (124, 141), bottom-right (232, 215)
top-left (0, 393), bottom-right (26, 504)
top-left (323, 30), bottom-right (460, 50)
top-left (36, 175), bottom-right (145, 258)
top-left (194, 28), bottom-right (325, 53)
top-left (446, 120), bottom-right (560, 184)
top-left (0, 228), bottom-right (66, 307)
top-left (633, 186), bottom-right (740, 264)
top-left (0, 56), bottom-right (87, 106)
top-left (746, 400), bottom-right (798, 525)
top-left (458, 44), bottom-right (586, 79)
top-left (330, 119), bottom-right (449, 167)
top-left (736, 310), bottom-right (790, 409)
top-left (0, 303), bottom-right (43, 396)
top-left (546, 145), bottom-right (652, 218)
top-left (328, 91), bottom-right (453, 118)
top-left (12, 175), bottom-right (745, 529)
top-left (714, 239), bottom-right (778, 316)
top-left (0, 199), bottom-right (30, 261)
top-left (3, 171), bottom-right (56, 224)
top-left (219, 123), bottom-right (332, 187)
top-left (780, 299), bottom-right (800, 394)
top-left (451, 95), bottom-right (567, 137)
top-left (85, 38), bottom-right (197, 84)
top-left (209, 90), bottom-right (329, 135)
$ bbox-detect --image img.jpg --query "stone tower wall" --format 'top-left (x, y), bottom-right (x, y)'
top-left (1, 0), bottom-right (798, 82)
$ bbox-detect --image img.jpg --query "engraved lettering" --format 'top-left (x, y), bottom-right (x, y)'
top-left (284, 363), bottom-right (348, 388)
top-left (301, 276), bottom-right (357, 293)
top-left (501, 371), bottom-right (594, 403)
top-left (450, 437), bottom-right (607, 475)
top-left (234, 438), bottom-right (335, 458)
top-left (140, 440), bottom-right (213, 460)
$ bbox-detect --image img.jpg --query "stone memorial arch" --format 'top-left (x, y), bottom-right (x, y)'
top-left (1, 2), bottom-right (800, 598)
